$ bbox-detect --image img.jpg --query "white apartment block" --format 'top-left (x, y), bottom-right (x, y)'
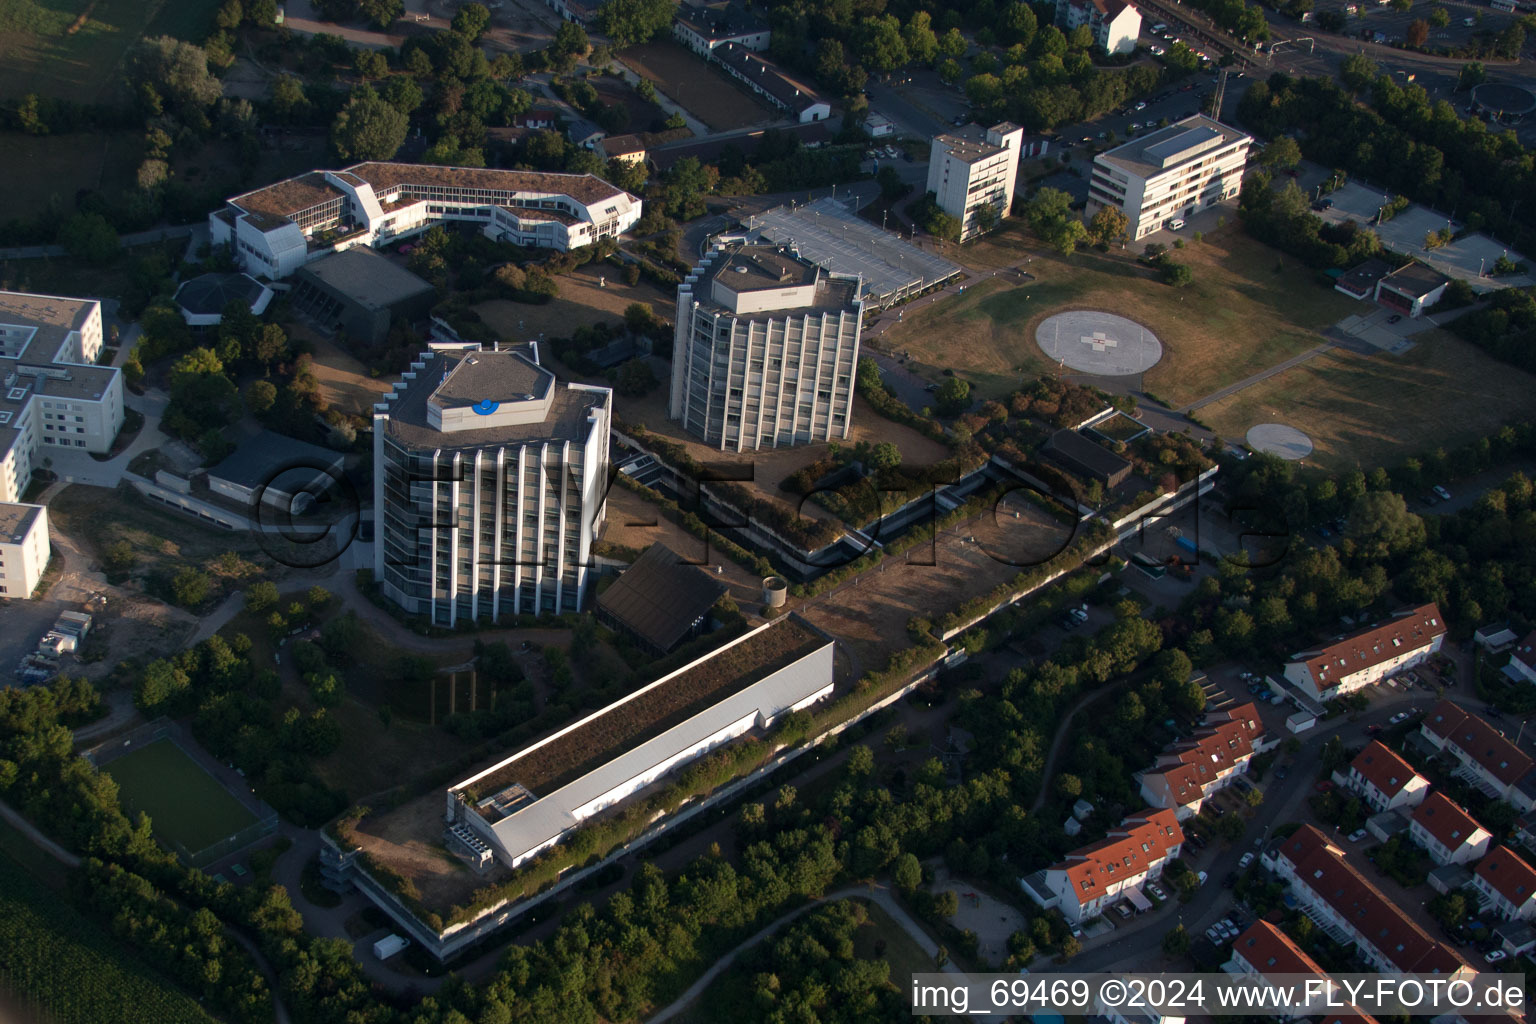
top-left (0, 502), bottom-right (48, 599)
top-left (1474, 846), bottom-right (1536, 921)
top-left (1056, 0), bottom-right (1142, 54)
top-left (1409, 792), bottom-right (1492, 866)
top-left (670, 242), bottom-right (862, 451)
top-left (212, 163), bottom-right (642, 280)
top-left (673, 0), bottom-right (770, 56)
top-left (0, 291), bottom-right (125, 504)
top-left (926, 123), bottom-right (1024, 242)
top-left (1088, 115), bottom-right (1252, 241)
top-left (1284, 603), bottom-right (1446, 702)
top-left (1335, 740), bottom-right (1430, 813)
top-left (1020, 808), bottom-right (1183, 923)
top-left (373, 344), bottom-right (610, 627)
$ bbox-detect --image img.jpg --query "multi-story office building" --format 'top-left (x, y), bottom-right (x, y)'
top-left (670, 242), bottom-right (863, 451)
top-left (0, 291), bottom-right (125, 503)
top-left (926, 123), bottom-right (1025, 242)
top-left (211, 163), bottom-right (642, 279)
top-left (1056, 0), bottom-right (1142, 54)
top-left (1087, 115), bottom-right (1253, 241)
top-left (373, 344), bottom-right (611, 627)
top-left (0, 501), bottom-right (48, 599)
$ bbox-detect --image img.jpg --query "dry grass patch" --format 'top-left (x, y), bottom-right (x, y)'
top-left (883, 224), bottom-right (1365, 407)
top-left (474, 264), bottom-right (674, 341)
top-left (1198, 329), bottom-right (1536, 472)
top-left (620, 39), bottom-right (773, 131)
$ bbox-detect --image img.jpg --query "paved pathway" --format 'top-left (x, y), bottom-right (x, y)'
top-left (1179, 342), bottom-right (1336, 415)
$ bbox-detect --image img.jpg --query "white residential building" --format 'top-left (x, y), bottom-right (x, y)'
top-left (1056, 0), bottom-right (1143, 54)
top-left (211, 163), bottom-right (642, 280)
top-left (373, 344), bottom-right (611, 627)
top-left (670, 242), bottom-right (863, 451)
top-left (0, 291), bottom-right (125, 504)
top-left (1420, 699), bottom-right (1536, 811)
top-left (926, 123), bottom-right (1025, 242)
top-left (1283, 603), bottom-right (1446, 702)
top-left (1266, 825), bottom-right (1470, 975)
top-left (1020, 808), bottom-right (1183, 923)
top-left (1336, 740), bottom-right (1430, 813)
top-left (1506, 630), bottom-right (1536, 684)
top-left (1409, 792), bottom-right (1492, 866)
top-left (1473, 846), bottom-right (1536, 921)
top-left (1087, 115), bottom-right (1253, 241)
top-left (673, 0), bottom-right (770, 56)
top-left (1138, 701), bottom-right (1263, 819)
top-left (710, 43), bottom-right (830, 123)
top-left (0, 502), bottom-right (48, 599)
top-left (1224, 920), bottom-right (1337, 1020)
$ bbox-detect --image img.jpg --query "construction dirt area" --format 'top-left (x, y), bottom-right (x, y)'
top-left (300, 328), bottom-right (393, 417)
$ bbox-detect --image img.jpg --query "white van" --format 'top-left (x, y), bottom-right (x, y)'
top-left (1169, 218), bottom-right (1186, 230)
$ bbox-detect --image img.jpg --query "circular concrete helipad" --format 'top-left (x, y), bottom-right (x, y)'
top-left (1035, 311), bottom-right (1163, 376)
top-left (1247, 423), bottom-right (1314, 461)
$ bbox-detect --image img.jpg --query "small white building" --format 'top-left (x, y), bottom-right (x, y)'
top-left (1473, 846), bottom-right (1536, 921)
top-left (1375, 261), bottom-right (1451, 319)
top-left (864, 112), bottom-right (895, 138)
top-left (1335, 740), bottom-right (1429, 813)
top-left (710, 44), bottom-right (830, 123)
top-left (926, 123), bottom-right (1024, 242)
top-left (0, 502), bottom-right (48, 600)
top-left (1283, 603), bottom-right (1446, 702)
top-left (1056, 0), bottom-right (1143, 54)
top-left (1408, 792), bottom-right (1492, 866)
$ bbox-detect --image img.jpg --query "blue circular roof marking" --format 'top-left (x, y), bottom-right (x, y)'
top-left (472, 400), bottom-right (500, 416)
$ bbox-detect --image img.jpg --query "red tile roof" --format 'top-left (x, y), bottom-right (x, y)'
top-left (1291, 604), bottom-right (1445, 688)
top-left (1052, 808), bottom-right (1184, 906)
top-left (1476, 846), bottom-right (1536, 910)
top-left (1144, 702), bottom-right (1264, 806)
top-left (1231, 920), bottom-right (1328, 978)
top-left (1411, 792), bottom-right (1486, 852)
top-left (1422, 700), bottom-right (1533, 786)
top-left (1347, 740), bottom-right (1425, 800)
top-left (1281, 825), bottom-right (1467, 974)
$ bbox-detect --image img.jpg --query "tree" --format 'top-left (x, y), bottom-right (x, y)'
top-left (1162, 924), bottom-right (1190, 956)
top-left (1088, 205), bottom-right (1129, 247)
top-left (894, 852), bottom-right (922, 892)
top-left (1258, 135), bottom-right (1302, 171)
top-left (1341, 53), bottom-right (1378, 94)
top-left (167, 348), bottom-right (238, 435)
top-left (616, 358), bottom-right (657, 397)
top-left (452, 1), bottom-right (491, 40)
top-left (1407, 18), bottom-right (1430, 47)
top-left (866, 442), bottom-right (901, 471)
top-left (171, 567), bottom-right (211, 608)
top-left (1346, 491), bottom-right (1424, 560)
top-left (245, 379), bottom-right (277, 416)
top-left (1025, 187), bottom-right (1088, 255)
top-left (132, 37), bottom-right (223, 117)
top-left (58, 213), bottom-right (120, 265)
top-left (934, 376), bottom-right (971, 415)
top-left (1457, 62), bottom-right (1486, 91)
top-left (16, 93), bottom-right (47, 135)
top-left (1429, 6), bottom-right (1450, 27)
top-left (1159, 259), bottom-right (1193, 287)
top-left (593, 0), bottom-right (673, 47)
top-left (903, 11), bottom-right (939, 64)
top-left (353, 48), bottom-right (387, 81)
top-left (330, 91), bottom-right (408, 162)
top-left (933, 890), bottom-right (959, 917)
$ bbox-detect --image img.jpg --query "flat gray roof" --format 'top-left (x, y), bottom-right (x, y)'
top-left (933, 127), bottom-right (1005, 164)
top-left (709, 244), bottom-right (820, 293)
top-left (209, 430), bottom-right (343, 490)
top-left (175, 273), bottom-right (268, 317)
top-left (295, 248), bottom-right (435, 311)
top-left (1380, 260), bottom-right (1451, 298)
top-left (749, 197), bottom-right (960, 306)
top-left (1097, 115), bottom-right (1250, 179)
top-left (382, 349), bottom-right (608, 453)
top-left (0, 501), bottom-right (41, 543)
top-left (433, 350), bottom-right (552, 408)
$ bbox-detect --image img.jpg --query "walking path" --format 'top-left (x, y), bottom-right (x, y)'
top-left (1179, 342), bottom-right (1335, 414)
top-left (1028, 679), bottom-right (1130, 813)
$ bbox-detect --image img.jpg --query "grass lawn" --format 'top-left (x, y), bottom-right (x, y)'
top-left (0, 846), bottom-right (219, 1024)
top-left (474, 263), bottom-right (675, 343)
top-left (0, 130), bottom-right (141, 224)
top-left (103, 739), bottom-right (257, 854)
top-left (1198, 328), bottom-right (1536, 473)
top-left (882, 223), bottom-right (1363, 408)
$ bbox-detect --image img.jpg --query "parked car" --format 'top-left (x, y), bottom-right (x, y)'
top-left (1433, 485), bottom-right (1451, 501)
top-left (1486, 949), bottom-right (1509, 963)
top-left (1150, 45), bottom-right (1166, 55)
top-left (1238, 852), bottom-right (1255, 870)
top-left (1197, 870), bottom-right (1209, 886)
top-left (1388, 313), bottom-right (1403, 324)
top-left (1389, 710), bottom-right (1412, 725)
top-left (1115, 902), bottom-right (1133, 919)
top-left (1146, 881), bottom-right (1167, 900)
top-left (1135, 101), bottom-right (1148, 111)
top-left (1348, 828), bottom-right (1369, 842)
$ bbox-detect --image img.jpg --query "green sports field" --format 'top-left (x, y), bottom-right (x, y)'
top-left (102, 739), bottom-right (256, 855)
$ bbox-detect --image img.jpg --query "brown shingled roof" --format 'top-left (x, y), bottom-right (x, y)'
top-left (1422, 700), bottom-right (1533, 786)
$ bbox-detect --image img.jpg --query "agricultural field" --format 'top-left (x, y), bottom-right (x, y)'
top-left (1198, 328), bottom-right (1536, 472)
top-left (620, 40), bottom-right (775, 132)
top-left (0, 0), bottom-right (220, 104)
top-left (102, 739), bottom-right (258, 854)
top-left (0, 848), bottom-right (219, 1024)
top-left (883, 224), bottom-right (1362, 408)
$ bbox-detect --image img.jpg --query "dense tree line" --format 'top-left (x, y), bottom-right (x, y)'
top-left (1238, 171), bottom-right (1386, 269)
top-left (1448, 286), bottom-right (1536, 374)
top-left (1238, 70), bottom-right (1536, 252)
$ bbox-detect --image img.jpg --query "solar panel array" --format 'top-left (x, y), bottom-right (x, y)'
top-left (751, 197), bottom-right (961, 308)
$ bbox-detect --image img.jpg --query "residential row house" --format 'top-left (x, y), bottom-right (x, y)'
top-left (1420, 700), bottom-right (1536, 811)
top-left (1408, 791), bottom-right (1493, 866)
top-left (1225, 920), bottom-right (1375, 1022)
top-left (1473, 846), bottom-right (1536, 922)
top-left (1335, 740), bottom-right (1430, 813)
top-left (1265, 824), bottom-right (1471, 976)
top-left (1020, 808), bottom-right (1184, 923)
top-left (1283, 603), bottom-right (1446, 702)
top-left (1138, 701), bottom-right (1265, 819)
